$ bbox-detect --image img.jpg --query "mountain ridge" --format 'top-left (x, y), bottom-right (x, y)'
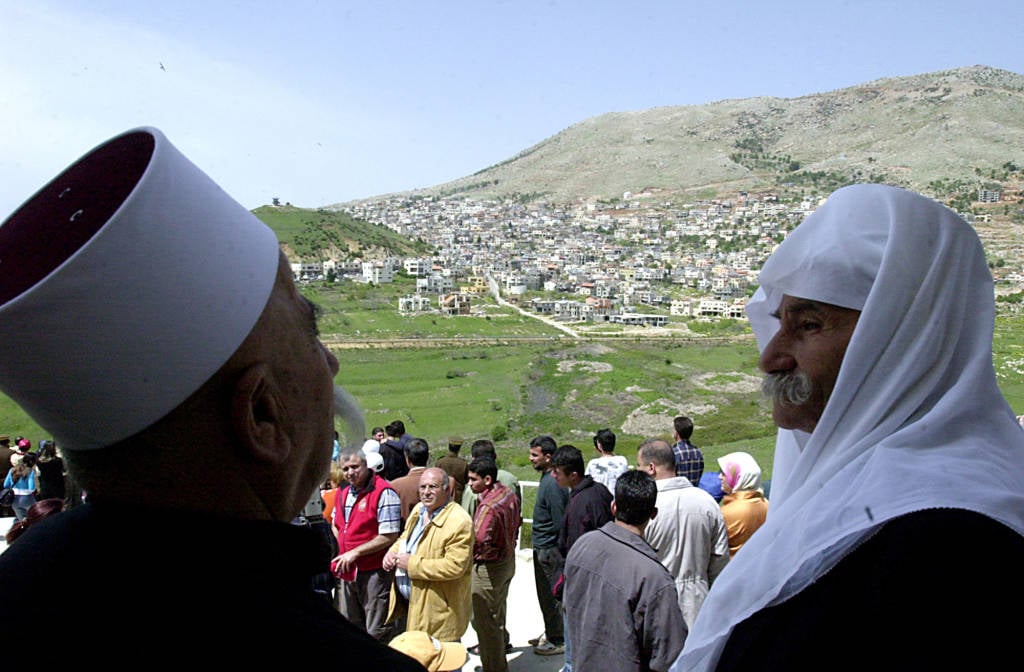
top-left (333, 65), bottom-right (1024, 206)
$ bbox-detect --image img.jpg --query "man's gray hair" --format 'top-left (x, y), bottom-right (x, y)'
top-left (638, 438), bottom-right (674, 469)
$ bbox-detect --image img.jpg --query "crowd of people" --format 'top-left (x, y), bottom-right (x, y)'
top-left (309, 418), bottom-right (759, 672)
top-left (2, 127), bottom-right (1023, 670)
top-left (322, 430), bottom-right (526, 671)
top-left (2, 435), bottom-right (71, 540)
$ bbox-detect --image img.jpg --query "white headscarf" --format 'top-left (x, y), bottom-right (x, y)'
top-left (672, 184), bottom-right (1024, 671)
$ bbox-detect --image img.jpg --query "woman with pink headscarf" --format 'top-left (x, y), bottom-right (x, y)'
top-left (716, 452), bottom-right (768, 557)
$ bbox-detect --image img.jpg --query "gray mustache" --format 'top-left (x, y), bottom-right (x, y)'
top-left (762, 370), bottom-right (813, 406)
top-left (333, 385), bottom-right (366, 450)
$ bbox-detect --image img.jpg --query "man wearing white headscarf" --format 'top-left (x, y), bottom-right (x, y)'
top-left (672, 184), bottom-right (1024, 671)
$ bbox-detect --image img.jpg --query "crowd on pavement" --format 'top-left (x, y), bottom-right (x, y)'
top-left (319, 418), bottom-right (749, 672)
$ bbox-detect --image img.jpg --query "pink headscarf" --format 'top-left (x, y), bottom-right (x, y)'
top-left (717, 452), bottom-right (762, 493)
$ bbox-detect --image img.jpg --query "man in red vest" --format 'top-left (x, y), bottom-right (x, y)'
top-left (333, 449), bottom-right (402, 641)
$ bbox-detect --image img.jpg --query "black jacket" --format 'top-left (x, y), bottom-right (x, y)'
top-left (717, 509), bottom-right (1024, 670)
top-left (0, 502), bottom-right (422, 667)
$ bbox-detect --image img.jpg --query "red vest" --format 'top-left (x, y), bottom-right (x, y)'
top-left (336, 474), bottom-right (393, 579)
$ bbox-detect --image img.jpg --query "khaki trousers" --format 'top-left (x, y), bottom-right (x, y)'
top-left (471, 555), bottom-right (516, 672)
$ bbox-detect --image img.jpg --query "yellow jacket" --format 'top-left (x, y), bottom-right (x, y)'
top-left (386, 501), bottom-right (473, 641)
top-left (720, 489), bottom-right (769, 557)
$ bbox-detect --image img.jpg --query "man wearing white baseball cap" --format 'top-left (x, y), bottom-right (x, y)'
top-left (0, 127), bottom-right (420, 668)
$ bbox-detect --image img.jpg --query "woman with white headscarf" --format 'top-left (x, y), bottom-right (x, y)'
top-left (715, 452), bottom-right (767, 557)
top-left (671, 184), bottom-right (1024, 671)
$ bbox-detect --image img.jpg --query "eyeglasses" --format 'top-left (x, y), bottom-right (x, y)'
top-left (418, 483), bottom-right (443, 491)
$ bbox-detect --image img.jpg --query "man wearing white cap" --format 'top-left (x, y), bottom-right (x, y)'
top-left (671, 184), bottom-right (1024, 671)
top-left (0, 127), bottom-right (421, 668)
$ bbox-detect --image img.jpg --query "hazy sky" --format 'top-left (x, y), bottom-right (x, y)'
top-left (2, 0), bottom-right (1022, 217)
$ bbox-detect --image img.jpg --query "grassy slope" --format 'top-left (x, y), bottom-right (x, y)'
top-left (252, 205), bottom-right (430, 259)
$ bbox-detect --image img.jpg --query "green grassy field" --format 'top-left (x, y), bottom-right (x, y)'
top-left (319, 283), bottom-right (1024, 486)
top-left (341, 338), bottom-right (770, 463)
top-left (4, 274), bottom-right (1023, 501)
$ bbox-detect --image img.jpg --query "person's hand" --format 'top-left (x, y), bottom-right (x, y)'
top-left (331, 549), bottom-right (360, 576)
top-left (382, 549), bottom-right (398, 571)
top-left (395, 552), bottom-right (411, 571)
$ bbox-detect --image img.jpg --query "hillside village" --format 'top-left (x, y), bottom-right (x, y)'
top-left (289, 187), bottom-right (1024, 325)
top-left (277, 66), bottom-right (1024, 326)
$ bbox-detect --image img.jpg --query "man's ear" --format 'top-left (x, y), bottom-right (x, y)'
top-left (611, 500), bottom-right (618, 518)
top-left (231, 363), bottom-right (292, 464)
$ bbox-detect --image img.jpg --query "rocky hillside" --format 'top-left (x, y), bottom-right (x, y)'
top-left (340, 65), bottom-right (1024, 205)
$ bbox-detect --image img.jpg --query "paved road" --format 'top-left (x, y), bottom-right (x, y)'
top-left (486, 276), bottom-right (581, 339)
top-left (460, 548), bottom-right (565, 672)
top-left (1, 517), bottom-right (563, 671)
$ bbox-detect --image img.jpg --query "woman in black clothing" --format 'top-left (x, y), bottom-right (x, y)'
top-left (35, 440), bottom-right (65, 503)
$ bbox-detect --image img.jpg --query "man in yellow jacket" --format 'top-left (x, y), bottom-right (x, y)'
top-left (383, 467), bottom-right (473, 641)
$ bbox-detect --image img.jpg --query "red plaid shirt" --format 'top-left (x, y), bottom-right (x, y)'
top-left (471, 482), bottom-right (521, 562)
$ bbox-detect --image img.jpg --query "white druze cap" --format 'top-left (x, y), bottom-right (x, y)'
top-left (364, 451), bottom-right (384, 473)
top-left (0, 127), bottom-right (280, 450)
